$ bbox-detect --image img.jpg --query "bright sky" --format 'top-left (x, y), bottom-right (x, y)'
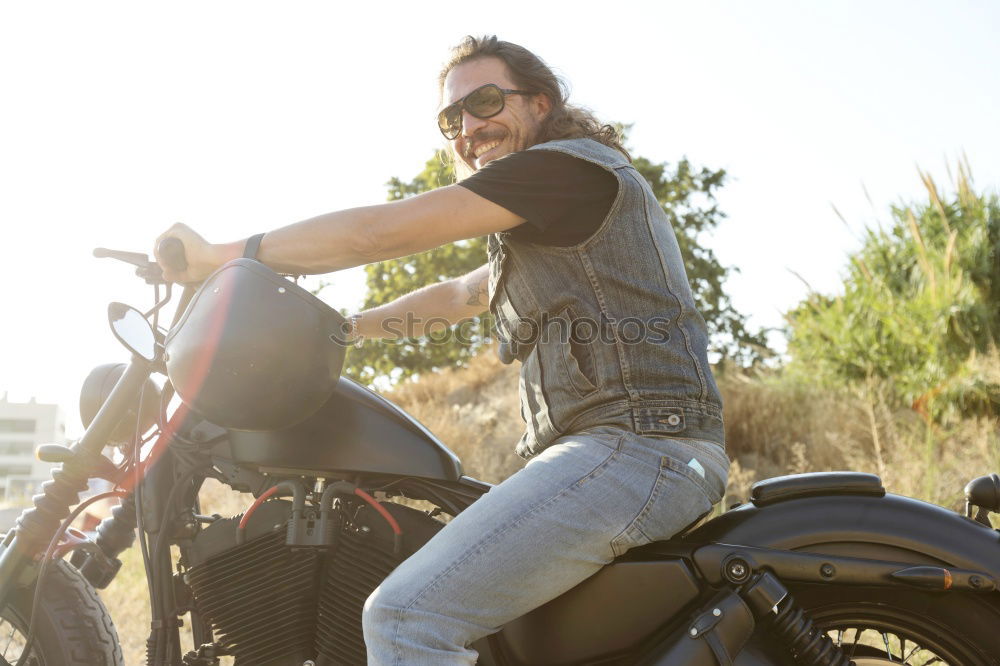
top-left (2, 1), bottom-right (998, 435)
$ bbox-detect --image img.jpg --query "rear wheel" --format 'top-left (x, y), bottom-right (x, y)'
top-left (793, 586), bottom-right (1000, 665)
top-left (0, 559), bottom-right (123, 665)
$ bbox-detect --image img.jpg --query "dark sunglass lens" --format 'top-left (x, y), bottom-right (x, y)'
top-left (438, 104), bottom-right (462, 139)
top-left (465, 85), bottom-right (505, 118)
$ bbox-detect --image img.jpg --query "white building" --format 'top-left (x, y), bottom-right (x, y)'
top-left (0, 394), bottom-right (67, 501)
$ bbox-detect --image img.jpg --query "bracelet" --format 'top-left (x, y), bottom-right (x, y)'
top-left (349, 314), bottom-right (364, 349)
top-left (243, 233), bottom-right (266, 260)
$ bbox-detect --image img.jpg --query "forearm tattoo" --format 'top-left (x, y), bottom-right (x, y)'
top-left (466, 278), bottom-right (488, 306)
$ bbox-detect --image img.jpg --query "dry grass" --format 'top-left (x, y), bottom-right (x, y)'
top-left (717, 364), bottom-right (1000, 512)
top-left (103, 545), bottom-right (152, 663)
top-left (376, 352), bottom-right (1000, 515)
top-left (97, 353), bottom-right (999, 662)
top-left (386, 351), bottom-right (525, 484)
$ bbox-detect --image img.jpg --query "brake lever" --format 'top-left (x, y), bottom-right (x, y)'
top-left (93, 247), bottom-right (166, 285)
top-left (93, 247), bottom-right (153, 267)
top-left (134, 264), bottom-right (166, 285)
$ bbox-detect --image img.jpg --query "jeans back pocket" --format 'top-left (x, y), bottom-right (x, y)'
top-left (610, 455), bottom-right (716, 558)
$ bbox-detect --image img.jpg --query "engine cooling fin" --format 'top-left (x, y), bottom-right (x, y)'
top-left (186, 529), bottom-right (322, 665)
top-left (315, 521), bottom-right (405, 664)
top-left (185, 499), bottom-right (445, 665)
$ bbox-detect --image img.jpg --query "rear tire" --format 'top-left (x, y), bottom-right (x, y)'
top-left (0, 559), bottom-right (123, 665)
top-left (792, 584), bottom-right (1000, 665)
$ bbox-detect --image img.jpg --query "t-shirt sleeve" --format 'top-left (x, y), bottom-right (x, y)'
top-left (457, 150), bottom-right (617, 243)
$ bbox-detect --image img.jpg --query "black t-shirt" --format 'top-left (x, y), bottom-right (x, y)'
top-left (458, 150), bottom-right (618, 247)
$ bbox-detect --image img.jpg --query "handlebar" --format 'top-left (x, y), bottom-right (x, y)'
top-left (94, 239), bottom-right (194, 324)
top-left (157, 237), bottom-right (188, 273)
top-left (95, 238), bottom-right (193, 290)
top-left (93, 247), bottom-right (167, 285)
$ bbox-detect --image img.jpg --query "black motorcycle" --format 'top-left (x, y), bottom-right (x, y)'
top-left (1, 241), bottom-right (999, 666)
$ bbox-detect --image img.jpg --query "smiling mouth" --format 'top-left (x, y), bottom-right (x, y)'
top-left (473, 139), bottom-right (502, 158)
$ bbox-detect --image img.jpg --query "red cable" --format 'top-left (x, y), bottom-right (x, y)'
top-left (236, 485), bottom-right (401, 550)
top-left (353, 488), bottom-right (402, 535)
top-left (238, 485), bottom-right (280, 531)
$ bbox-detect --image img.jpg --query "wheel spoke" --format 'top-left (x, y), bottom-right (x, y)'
top-left (0, 617), bottom-right (29, 665)
top-left (881, 630), bottom-right (895, 660)
top-left (902, 640), bottom-right (922, 664)
top-left (820, 623), bottom-right (957, 665)
top-left (848, 627), bottom-right (862, 658)
top-left (1, 623), bottom-right (13, 657)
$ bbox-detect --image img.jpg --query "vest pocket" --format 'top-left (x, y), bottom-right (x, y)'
top-left (556, 306), bottom-right (599, 398)
top-left (564, 338), bottom-right (598, 397)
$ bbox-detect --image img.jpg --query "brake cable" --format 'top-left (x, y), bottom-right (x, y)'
top-left (13, 489), bottom-right (127, 666)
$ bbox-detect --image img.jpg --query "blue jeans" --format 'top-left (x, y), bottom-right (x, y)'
top-left (362, 426), bottom-right (729, 665)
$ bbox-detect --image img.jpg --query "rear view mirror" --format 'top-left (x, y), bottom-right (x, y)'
top-left (108, 303), bottom-right (157, 361)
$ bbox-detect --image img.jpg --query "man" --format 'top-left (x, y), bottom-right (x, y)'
top-left (157, 35), bottom-right (728, 665)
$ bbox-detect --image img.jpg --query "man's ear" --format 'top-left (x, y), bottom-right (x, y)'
top-left (533, 92), bottom-right (553, 119)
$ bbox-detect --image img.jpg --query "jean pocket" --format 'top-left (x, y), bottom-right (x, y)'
top-left (610, 456), bottom-right (716, 558)
top-left (659, 454), bottom-right (724, 505)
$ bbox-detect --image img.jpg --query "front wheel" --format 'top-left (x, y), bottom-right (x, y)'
top-left (0, 559), bottom-right (123, 665)
top-left (793, 585), bottom-right (1000, 665)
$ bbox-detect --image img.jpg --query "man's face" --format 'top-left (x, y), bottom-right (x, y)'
top-left (443, 57), bottom-right (550, 171)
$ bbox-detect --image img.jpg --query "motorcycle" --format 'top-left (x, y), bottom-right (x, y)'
top-left (1, 240), bottom-right (999, 665)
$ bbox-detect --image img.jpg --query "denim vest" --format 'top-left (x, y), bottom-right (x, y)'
top-left (487, 138), bottom-right (725, 459)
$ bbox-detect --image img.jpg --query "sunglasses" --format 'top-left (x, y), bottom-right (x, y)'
top-left (437, 83), bottom-right (535, 140)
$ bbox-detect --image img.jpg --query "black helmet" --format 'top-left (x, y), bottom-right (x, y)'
top-left (164, 259), bottom-right (348, 431)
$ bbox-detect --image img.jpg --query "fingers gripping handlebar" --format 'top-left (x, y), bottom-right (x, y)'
top-left (152, 237), bottom-right (197, 330)
top-left (93, 239), bottom-right (194, 326)
top-left (155, 238), bottom-right (198, 329)
top-left (157, 237), bottom-right (188, 273)
top-left (94, 239), bottom-right (187, 285)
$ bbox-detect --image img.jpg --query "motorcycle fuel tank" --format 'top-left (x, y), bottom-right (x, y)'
top-left (224, 377), bottom-right (464, 481)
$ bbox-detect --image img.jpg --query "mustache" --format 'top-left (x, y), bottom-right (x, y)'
top-left (461, 130), bottom-right (506, 159)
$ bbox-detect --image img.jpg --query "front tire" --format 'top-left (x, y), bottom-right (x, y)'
top-left (1, 559), bottom-right (123, 665)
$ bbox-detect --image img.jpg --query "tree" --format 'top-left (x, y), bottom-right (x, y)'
top-left (785, 163), bottom-right (1000, 421)
top-left (343, 144), bottom-right (769, 385)
top-left (343, 152), bottom-right (491, 385)
top-left (630, 155), bottom-right (769, 364)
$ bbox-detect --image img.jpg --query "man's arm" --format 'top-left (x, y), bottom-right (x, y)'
top-left (355, 264), bottom-right (489, 339)
top-left (155, 186), bottom-right (522, 283)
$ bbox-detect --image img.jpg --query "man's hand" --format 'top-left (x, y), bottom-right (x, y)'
top-left (154, 222), bottom-right (241, 283)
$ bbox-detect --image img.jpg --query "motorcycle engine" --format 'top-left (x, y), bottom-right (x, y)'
top-left (184, 496), bottom-right (444, 665)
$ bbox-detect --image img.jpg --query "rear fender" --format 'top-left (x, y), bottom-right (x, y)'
top-left (680, 492), bottom-right (1000, 579)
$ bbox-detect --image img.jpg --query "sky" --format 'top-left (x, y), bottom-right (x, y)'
top-left (1, 1), bottom-right (998, 435)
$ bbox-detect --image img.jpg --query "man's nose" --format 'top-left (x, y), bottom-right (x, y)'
top-left (461, 109), bottom-right (488, 137)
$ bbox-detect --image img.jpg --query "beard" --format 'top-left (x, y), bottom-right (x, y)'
top-left (459, 123), bottom-right (543, 172)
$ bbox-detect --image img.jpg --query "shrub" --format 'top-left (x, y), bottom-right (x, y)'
top-left (785, 162), bottom-right (1000, 422)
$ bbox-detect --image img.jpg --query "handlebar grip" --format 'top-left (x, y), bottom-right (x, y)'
top-left (157, 237), bottom-right (188, 272)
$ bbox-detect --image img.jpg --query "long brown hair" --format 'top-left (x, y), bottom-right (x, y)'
top-left (438, 35), bottom-right (629, 176)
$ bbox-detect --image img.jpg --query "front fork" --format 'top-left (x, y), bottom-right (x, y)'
top-left (0, 357), bottom-right (154, 607)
